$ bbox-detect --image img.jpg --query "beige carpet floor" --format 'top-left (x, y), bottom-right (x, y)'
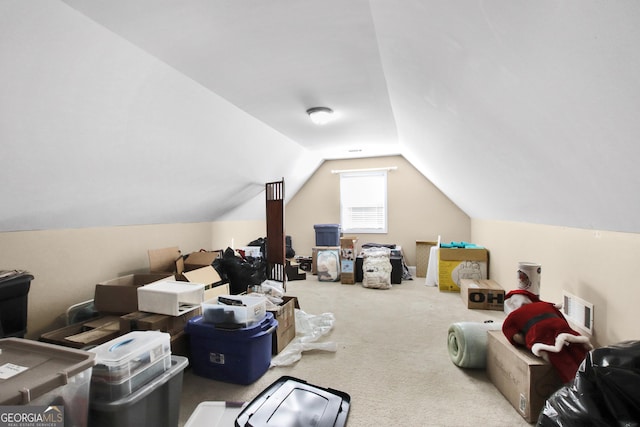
top-left (178, 276), bottom-right (535, 427)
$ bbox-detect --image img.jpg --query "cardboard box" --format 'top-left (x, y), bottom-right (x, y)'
top-left (202, 282), bottom-right (231, 301)
top-left (137, 280), bottom-right (204, 316)
top-left (486, 330), bottom-right (563, 423)
top-left (170, 330), bottom-right (190, 358)
top-left (120, 311), bottom-right (170, 334)
top-left (183, 250), bottom-right (223, 271)
top-left (459, 279), bottom-right (505, 311)
top-left (120, 309), bottom-right (201, 336)
top-left (182, 266), bottom-right (228, 300)
top-left (438, 247), bottom-right (489, 292)
top-left (148, 247), bottom-right (184, 275)
top-left (340, 237), bottom-right (357, 285)
top-left (182, 266), bottom-right (221, 285)
top-left (40, 316), bottom-right (122, 349)
top-left (416, 240), bottom-right (438, 277)
top-left (94, 273), bottom-right (173, 314)
top-left (268, 296), bottom-right (299, 354)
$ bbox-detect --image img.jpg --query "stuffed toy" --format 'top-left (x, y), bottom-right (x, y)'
top-left (502, 289), bottom-right (592, 383)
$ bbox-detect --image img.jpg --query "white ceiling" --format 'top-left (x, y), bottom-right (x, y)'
top-left (60, 0), bottom-right (400, 158)
top-left (2, 1), bottom-right (640, 233)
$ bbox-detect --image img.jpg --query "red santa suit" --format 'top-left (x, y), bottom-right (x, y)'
top-left (502, 290), bottom-right (592, 383)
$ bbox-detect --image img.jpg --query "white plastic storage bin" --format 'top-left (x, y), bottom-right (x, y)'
top-left (89, 331), bottom-right (171, 402)
top-left (137, 280), bottom-right (204, 316)
top-left (201, 294), bottom-right (267, 328)
top-left (184, 401), bottom-right (247, 427)
top-left (0, 337), bottom-right (95, 427)
top-left (88, 355), bottom-right (188, 427)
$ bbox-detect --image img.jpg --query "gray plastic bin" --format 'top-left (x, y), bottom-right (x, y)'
top-left (0, 337), bottom-right (95, 427)
top-left (88, 355), bottom-right (187, 427)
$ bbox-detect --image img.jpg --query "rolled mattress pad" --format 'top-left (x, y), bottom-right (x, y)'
top-left (447, 321), bottom-right (503, 368)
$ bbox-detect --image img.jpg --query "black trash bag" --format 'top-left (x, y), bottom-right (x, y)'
top-left (537, 340), bottom-right (640, 427)
top-left (286, 235), bottom-right (295, 258)
top-left (286, 246), bottom-right (296, 259)
top-left (217, 247), bottom-right (267, 295)
top-left (211, 257), bottom-right (229, 284)
top-left (248, 236), bottom-right (296, 259)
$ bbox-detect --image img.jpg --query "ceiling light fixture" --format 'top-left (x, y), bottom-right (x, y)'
top-left (306, 107), bottom-right (334, 125)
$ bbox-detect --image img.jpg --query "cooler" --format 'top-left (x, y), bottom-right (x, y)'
top-left (0, 270), bottom-right (33, 338)
top-left (0, 337), bottom-right (95, 427)
top-left (185, 312), bottom-right (277, 385)
top-left (88, 355), bottom-right (188, 427)
top-left (89, 331), bottom-right (172, 402)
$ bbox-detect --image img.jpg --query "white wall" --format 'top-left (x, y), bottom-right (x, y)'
top-left (0, 223), bottom-right (215, 339)
top-left (472, 219), bottom-right (640, 347)
top-left (286, 155), bottom-right (470, 266)
top-left (210, 220), bottom-right (266, 252)
top-left (0, 218), bottom-right (269, 340)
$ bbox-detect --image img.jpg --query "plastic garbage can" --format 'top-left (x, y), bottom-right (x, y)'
top-left (0, 270), bottom-right (33, 338)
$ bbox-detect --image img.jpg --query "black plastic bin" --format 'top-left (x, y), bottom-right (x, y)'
top-left (88, 355), bottom-right (188, 427)
top-left (0, 270), bottom-right (33, 338)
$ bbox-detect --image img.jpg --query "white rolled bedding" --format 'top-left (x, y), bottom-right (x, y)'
top-left (447, 321), bottom-right (503, 368)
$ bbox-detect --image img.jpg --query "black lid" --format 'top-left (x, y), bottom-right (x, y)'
top-left (236, 376), bottom-right (350, 427)
top-left (0, 270), bottom-right (33, 284)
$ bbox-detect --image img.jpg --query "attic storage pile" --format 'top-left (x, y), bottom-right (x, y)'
top-left (3, 179), bottom-right (349, 427)
top-left (28, 242), bottom-right (299, 427)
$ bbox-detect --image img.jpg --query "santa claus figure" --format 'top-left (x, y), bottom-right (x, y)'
top-left (502, 289), bottom-right (592, 383)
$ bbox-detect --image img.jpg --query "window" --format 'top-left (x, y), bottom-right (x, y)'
top-left (340, 170), bottom-right (387, 233)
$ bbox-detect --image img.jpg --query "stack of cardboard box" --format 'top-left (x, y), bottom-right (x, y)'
top-left (339, 237), bottom-right (357, 285)
top-left (456, 270), bottom-right (562, 422)
top-left (42, 246), bottom-right (297, 358)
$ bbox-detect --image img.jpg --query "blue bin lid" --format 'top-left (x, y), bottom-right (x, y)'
top-left (186, 312), bottom-right (276, 339)
top-left (314, 224), bottom-right (340, 229)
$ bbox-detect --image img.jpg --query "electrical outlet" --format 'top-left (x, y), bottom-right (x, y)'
top-left (562, 291), bottom-right (594, 335)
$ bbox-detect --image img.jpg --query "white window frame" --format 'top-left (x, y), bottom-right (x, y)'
top-left (339, 170), bottom-right (388, 234)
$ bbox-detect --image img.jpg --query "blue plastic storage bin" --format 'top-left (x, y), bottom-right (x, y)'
top-left (186, 312), bottom-right (277, 385)
top-left (314, 224), bottom-right (341, 246)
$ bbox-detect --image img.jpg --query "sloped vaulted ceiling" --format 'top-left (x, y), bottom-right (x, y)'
top-left (2, 1), bottom-right (640, 233)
